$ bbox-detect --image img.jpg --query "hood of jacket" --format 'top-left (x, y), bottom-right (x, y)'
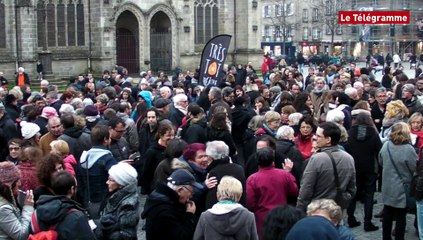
top-left (63, 127), bottom-right (83, 138)
top-left (204, 204), bottom-right (251, 236)
top-left (103, 183), bottom-right (138, 213)
top-left (190, 114), bottom-right (207, 126)
top-left (35, 195), bottom-right (84, 226)
top-left (141, 183), bottom-right (184, 219)
top-left (80, 147), bottom-right (113, 169)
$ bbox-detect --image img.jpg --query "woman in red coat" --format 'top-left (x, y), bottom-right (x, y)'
top-left (294, 116), bottom-right (316, 160)
top-left (247, 147), bottom-right (298, 238)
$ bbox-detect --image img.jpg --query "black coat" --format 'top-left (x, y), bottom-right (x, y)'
top-left (140, 141), bottom-right (166, 194)
top-left (0, 114), bottom-right (20, 141)
top-left (231, 106), bottom-right (254, 144)
top-left (34, 195), bottom-right (96, 240)
top-left (138, 123), bottom-right (158, 157)
top-left (180, 116), bottom-right (207, 144)
top-left (206, 126), bottom-right (237, 157)
top-left (34, 116), bottom-right (49, 136)
top-left (371, 104), bottom-right (385, 132)
top-left (141, 183), bottom-right (197, 240)
top-left (205, 157), bottom-right (246, 209)
top-left (168, 107), bottom-right (186, 128)
top-left (4, 104), bottom-right (20, 122)
top-left (275, 139), bottom-right (304, 184)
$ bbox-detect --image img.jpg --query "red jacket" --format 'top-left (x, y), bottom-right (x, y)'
top-left (295, 134), bottom-right (314, 160)
top-left (247, 166), bottom-right (298, 237)
top-left (17, 162), bottom-right (40, 191)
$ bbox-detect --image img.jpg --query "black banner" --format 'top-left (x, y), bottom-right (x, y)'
top-left (199, 34), bottom-right (232, 87)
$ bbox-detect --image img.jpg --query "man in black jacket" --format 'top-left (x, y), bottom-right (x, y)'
top-left (32, 171), bottom-right (96, 240)
top-left (142, 169), bottom-right (200, 240)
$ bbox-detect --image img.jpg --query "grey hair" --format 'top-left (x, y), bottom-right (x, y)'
top-left (248, 115), bottom-right (265, 131)
top-left (307, 199), bottom-right (342, 224)
top-left (288, 112), bottom-right (303, 125)
top-left (210, 87), bottom-right (222, 100)
top-left (276, 125), bottom-right (295, 140)
top-left (325, 109), bottom-right (345, 123)
top-left (344, 87), bottom-right (357, 97)
top-left (375, 87), bottom-right (387, 96)
top-left (40, 79), bottom-right (49, 86)
top-left (172, 93), bottom-right (188, 106)
top-left (206, 141), bottom-right (229, 160)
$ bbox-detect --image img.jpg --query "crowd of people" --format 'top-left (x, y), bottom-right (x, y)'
top-left (0, 58), bottom-right (423, 240)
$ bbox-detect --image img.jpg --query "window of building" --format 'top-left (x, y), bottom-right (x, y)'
top-left (325, 25), bottom-right (331, 35)
top-left (285, 3), bottom-right (294, 16)
top-left (275, 26), bottom-right (281, 38)
top-left (351, 26), bottom-right (358, 34)
top-left (402, 25), bottom-right (410, 34)
top-left (303, 9), bottom-right (308, 22)
top-left (303, 27), bottom-right (309, 40)
top-left (325, 1), bottom-right (332, 16)
top-left (312, 8), bottom-right (318, 22)
top-left (402, 0), bottom-right (410, 9)
top-left (264, 5), bottom-right (271, 18)
top-left (194, 0), bottom-right (218, 44)
top-left (36, 1), bottom-right (85, 48)
top-left (275, 4), bottom-right (282, 17)
top-left (312, 27), bottom-right (320, 40)
top-left (264, 25), bottom-right (271, 37)
top-left (351, 0), bottom-right (357, 10)
top-left (336, 25), bottom-right (342, 35)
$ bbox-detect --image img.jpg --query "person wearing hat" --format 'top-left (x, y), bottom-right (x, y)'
top-left (83, 105), bottom-right (100, 131)
top-left (142, 169), bottom-right (200, 240)
top-left (154, 97), bottom-right (172, 119)
top-left (20, 121), bottom-right (41, 147)
top-left (33, 106), bottom-right (58, 136)
top-left (0, 161), bottom-right (34, 239)
top-left (95, 162), bottom-right (139, 240)
top-left (4, 94), bottom-right (20, 122)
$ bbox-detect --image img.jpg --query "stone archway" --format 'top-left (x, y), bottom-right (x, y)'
top-left (116, 10), bottom-right (139, 74)
top-left (150, 11), bottom-right (172, 72)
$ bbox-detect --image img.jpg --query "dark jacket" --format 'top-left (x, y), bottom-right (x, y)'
top-left (206, 126), bottom-right (237, 157)
top-left (58, 127), bottom-right (92, 160)
top-left (0, 114), bottom-right (20, 141)
top-left (205, 157), bottom-right (246, 209)
top-left (141, 183), bottom-right (197, 240)
top-left (4, 104), bottom-right (20, 123)
top-left (80, 146), bottom-right (118, 204)
top-left (34, 195), bottom-right (96, 240)
top-left (168, 107), bottom-right (186, 128)
top-left (231, 106), bottom-right (254, 144)
top-left (109, 138), bottom-right (130, 162)
top-left (180, 116), bottom-right (208, 144)
top-left (34, 116), bottom-right (49, 136)
top-left (138, 123), bottom-right (158, 157)
top-left (50, 100), bottom-right (64, 114)
top-left (276, 139), bottom-right (304, 184)
top-left (371, 104), bottom-right (385, 132)
top-left (96, 183), bottom-right (139, 240)
top-left (140, 141), bottom-right (166, 194)
top-left (15, 72), bottom-right (30, 86)
top-left (347, 125), bottom-right (382, 174)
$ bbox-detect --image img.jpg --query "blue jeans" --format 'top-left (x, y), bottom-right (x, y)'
top-left (417, 200), bottom-right (423, 240)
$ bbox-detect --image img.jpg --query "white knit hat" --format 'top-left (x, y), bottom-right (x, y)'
top-left (20, 121), bottom-right (40, 139)
top-left (108, 162), bottom-right (138, 187)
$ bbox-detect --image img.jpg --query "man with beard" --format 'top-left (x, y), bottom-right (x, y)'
top-left (371, 87), bottom-right (388, 132)
top-left (139, 108), bottom-right (160, 156)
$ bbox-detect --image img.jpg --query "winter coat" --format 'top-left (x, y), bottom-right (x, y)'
top-left (0, 196), bottom-right (33, 240)
top-left (33, 195), bottom-right (95, 240)
top-left (180, 115), bottom-right (208, 144)
top-left (141, 183), bottom-right (197, 240)
top-left (63, 154), bottom-right (77, 176)
top-left (50, 100), bottom-right (64, 115)
top-left (17, 162), bottom-right (39, 191)
top-left (206, 126), bottom-right (237, 157)
top-left (379, 141), bottom-right (417, 208)
top-left (286, 216), bottom-right (339, 240)
top-left (276, 139), bottom-right (305, 184)
top-left (96, 183), bottom-right (139, 240)
top-left (296, 146), bottom-right (356, 211)
top-left (205, 157), bottom-right (246, 209)
top-left (0, 115), bottom-right (20, 141)
top-left (109, 138), bottom-right (131, 162)
top-left (33, 116), bottom-right (49, 136)
top-left (247, 166), bottom-right (298, 236)
top-left (117, 113), bottom-right (139, 153)
top-left (140, 141), bottom-right (166, 194)
top-left (79, 146), bottom-right (118, 204)
top-left (193, 203), bottom-right (258, 240)
top-left (371, 104), bottom-right (385, 133)
top-left (347, 125), bottom-right (382, 174)
top-left (231, 106), bottom-right (254, 144)
top-left (14, 73), bottom-right (30, 86)
top-left (168, 107), bottom-right (186, 128)
top-left (58, 127), bottom-right (92, 160)
top-left (4, 104), bottom-right (20, 123)
top-left (138, 123), bottom-right (157, 157)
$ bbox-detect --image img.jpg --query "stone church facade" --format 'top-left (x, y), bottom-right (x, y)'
top-left (0, 0), bottom-right (262, 80)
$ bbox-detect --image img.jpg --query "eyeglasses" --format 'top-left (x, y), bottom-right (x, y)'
top-left (182, 186), bottom-right (194, 194)
top-left (9, 147), bottom-right (20, 151)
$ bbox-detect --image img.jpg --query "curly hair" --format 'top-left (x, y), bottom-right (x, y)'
top-left (37, 154), bottom-right (65, 186)
top-left (262, 205), bottom-right (305, 240)
top-left (385, 100), bottom-right (409, 120)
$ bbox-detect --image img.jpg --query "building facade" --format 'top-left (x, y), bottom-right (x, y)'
top-left (261, 0), bottom-right (423, 61)
top-left (1, 0), bottom-right (262, 81)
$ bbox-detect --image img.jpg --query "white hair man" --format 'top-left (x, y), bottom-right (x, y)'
top-left (204, 141), bottom-right (246, 209)
top-left (168, 93), bottom-right (188, 128)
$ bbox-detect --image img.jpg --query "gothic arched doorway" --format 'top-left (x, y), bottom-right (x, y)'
top-left (116, 11), bottom-right (139, 74)
top-left (150, 11), bottom-right (172, 72)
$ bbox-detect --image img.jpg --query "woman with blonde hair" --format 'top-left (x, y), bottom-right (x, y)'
top-left (379, 122), bottom-right (417, 240)
top-left (194, 176), bottom-right (258, 240)
top-left (50, 140), bottom-right (76, 176)
top-left (379, 100), bottom-right (409, 143)
top-left (408, 112), bottom-right (423, 151)
top-left (255, 111), bottom-right (281, 138)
